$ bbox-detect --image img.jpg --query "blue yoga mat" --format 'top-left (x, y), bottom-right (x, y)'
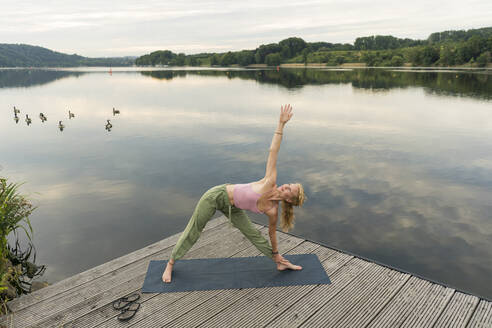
top-left (141, 254), bottom-right (331, 293)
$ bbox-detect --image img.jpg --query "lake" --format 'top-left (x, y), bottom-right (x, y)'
top-left (1, 67), bottom-right (491, 300)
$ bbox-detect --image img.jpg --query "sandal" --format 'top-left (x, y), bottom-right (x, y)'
top-left (117, 302), bottom-right (141, 321)
top-left (112, 293), bottom-right (140, 310)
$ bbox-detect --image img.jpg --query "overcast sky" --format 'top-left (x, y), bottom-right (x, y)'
top-left (1, 0), bottom-right (491, 57)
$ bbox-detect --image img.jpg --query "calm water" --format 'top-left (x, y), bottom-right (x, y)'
top-left (1, 67), bottom-right (492, 299)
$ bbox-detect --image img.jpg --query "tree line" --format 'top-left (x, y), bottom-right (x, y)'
top-left (359, 34), bottom-right (492, 67)
top-left (136, 26), bottom-right (492, 68)
top-left (3, 27), bottom-right (489, 68)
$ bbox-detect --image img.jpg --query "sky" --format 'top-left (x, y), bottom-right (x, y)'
top-left (0, 0), bottom-right (491, 58)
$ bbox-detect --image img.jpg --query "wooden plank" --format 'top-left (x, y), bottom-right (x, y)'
top-left (298, 265), bottom-right (406, 327)
top-left (367, 276), bottom-right (436, 328)
top-left (2, 219), bottom-right (249, 328)
top-left (467, 299), bottom-right (492, 328)
top-left (3, 215), bottom-right (490, 328)
top-left (333, 270), bottom-right (410, 327)
top-left (224, 249), bottom-right (351, 328)
top-left (398, 284), bottom-right (454, 328)
top-left (33, 226), bottom-right (271, 328)
top-left (433, 292), bottom-right (480, 328)
top-left (163, 241), bottom-right (329, 328)
top-left (198, 248), bottom-right (354, 328)
top-left (53, 226), bottom-right (299, 328)
top-left (29, 224), bottom-right (285, 328)
top-left (6, 216), bottom-right (228, 313)
top-left (85, 227), bottom-right (298, 328)
top-left (95, 232), bottom-right (306, 328)
top-left (264, 257), bottom-right (370, 328)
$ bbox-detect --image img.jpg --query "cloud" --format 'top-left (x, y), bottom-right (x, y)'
top-left (1, 0), bottom-right (491, 56)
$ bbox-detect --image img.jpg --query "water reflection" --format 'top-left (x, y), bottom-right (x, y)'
top-left (25, 114), bottom-right (32, 126)
top-left (0, 68), bottom-right (491, 300)
top-left (141, 68), bottom-right (492, 100)
top-left (1, 68), bottom-right (492, 101)
top-left (0, 69), bottom-right (84, 88)
top-left (105, 120), bottom-right (113, 132)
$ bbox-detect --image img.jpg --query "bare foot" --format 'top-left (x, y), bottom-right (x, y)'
top-left (277, 259), bottom-right (302, 271)
top-left (162, 261), bottom-right (174, 283)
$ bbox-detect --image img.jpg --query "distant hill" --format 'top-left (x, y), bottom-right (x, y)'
top-left (0, 44), bottom-right (135, 67)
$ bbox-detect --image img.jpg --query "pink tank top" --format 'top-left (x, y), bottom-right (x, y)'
top-left (233, 183), bottom-right (263, 213)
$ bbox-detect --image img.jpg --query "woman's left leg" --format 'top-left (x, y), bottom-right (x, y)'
top-left (163, 187), bottom-right (219, 283)
top-left (170, 192), bottom-right (217, 261)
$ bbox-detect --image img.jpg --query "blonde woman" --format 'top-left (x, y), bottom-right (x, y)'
top-left (163, 104), bottom-right (306, 283)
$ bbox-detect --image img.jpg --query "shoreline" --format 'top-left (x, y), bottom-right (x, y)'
top-left (247, 62), bottom-right (492, 69)
top-left (2, 62), bottom-right (490, 70)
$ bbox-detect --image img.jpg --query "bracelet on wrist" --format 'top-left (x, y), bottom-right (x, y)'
top-left (272, 251), bottom-right (279, 254)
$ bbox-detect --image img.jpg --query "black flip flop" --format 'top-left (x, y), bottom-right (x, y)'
top-left (117, 302), bottom-right (141, 321)
top-left (112, 293), bottom-right (140, 310)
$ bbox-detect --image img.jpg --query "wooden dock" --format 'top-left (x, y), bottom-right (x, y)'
top-left (1, 216), bottom-right (491, 327)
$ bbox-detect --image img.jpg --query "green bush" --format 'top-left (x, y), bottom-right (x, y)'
top-left (220, 52), bottom-right (236, 66)
top-left (265, 53), bottom-right (282, 66)
top-left (335, 56), bottom-right (345, 65)
top-left (361, 52), bottom-right (378, 66)
top-left (390, 55), bottom-right (404, 66)
top-left (476, 52), bottom-right (490, 67)
top-left (210, 54), bottom-right (220, 66)
top-left (0, 178), bottom-right (36, 314)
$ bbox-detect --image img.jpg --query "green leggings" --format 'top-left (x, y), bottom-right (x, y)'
top-left (170, 184), bottom-right (273, 260)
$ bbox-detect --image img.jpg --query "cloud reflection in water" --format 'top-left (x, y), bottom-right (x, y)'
top-left (0, 68), bottom-right (491, 298)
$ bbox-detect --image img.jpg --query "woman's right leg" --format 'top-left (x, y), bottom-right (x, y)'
top-left (228, 208), bottom-right (274, 259)
top-left (227, 208), bottom-right (302, 271)
top-left (163, 190), bottom-right (217, 282)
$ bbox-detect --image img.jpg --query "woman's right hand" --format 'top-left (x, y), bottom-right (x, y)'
top-left (273, 253), bottom-right (285, 263)
top-left (279, 104), bottom-right (293, 124)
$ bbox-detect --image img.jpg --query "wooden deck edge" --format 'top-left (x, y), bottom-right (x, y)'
top-left (5, 215), bottom-right (230, 313)
top-left (252, 219), bottom-right (492, 303)
top-left (4, 214), bottom-right (489, 324)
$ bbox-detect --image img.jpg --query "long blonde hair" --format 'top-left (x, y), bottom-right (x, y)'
top-left (280, 183), bottom-right (306, 232)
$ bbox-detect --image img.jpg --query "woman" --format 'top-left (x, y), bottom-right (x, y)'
top-left (163, 104), bottom-right (306, 283)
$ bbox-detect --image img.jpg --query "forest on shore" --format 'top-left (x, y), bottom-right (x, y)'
top-left (136, 26), bottom-right (492, 68)
top-left (1, 27), bottom-right (491, 68)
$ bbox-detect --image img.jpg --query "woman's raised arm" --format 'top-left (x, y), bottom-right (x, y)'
top-left (263, 104), bottom-right (293, 184)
